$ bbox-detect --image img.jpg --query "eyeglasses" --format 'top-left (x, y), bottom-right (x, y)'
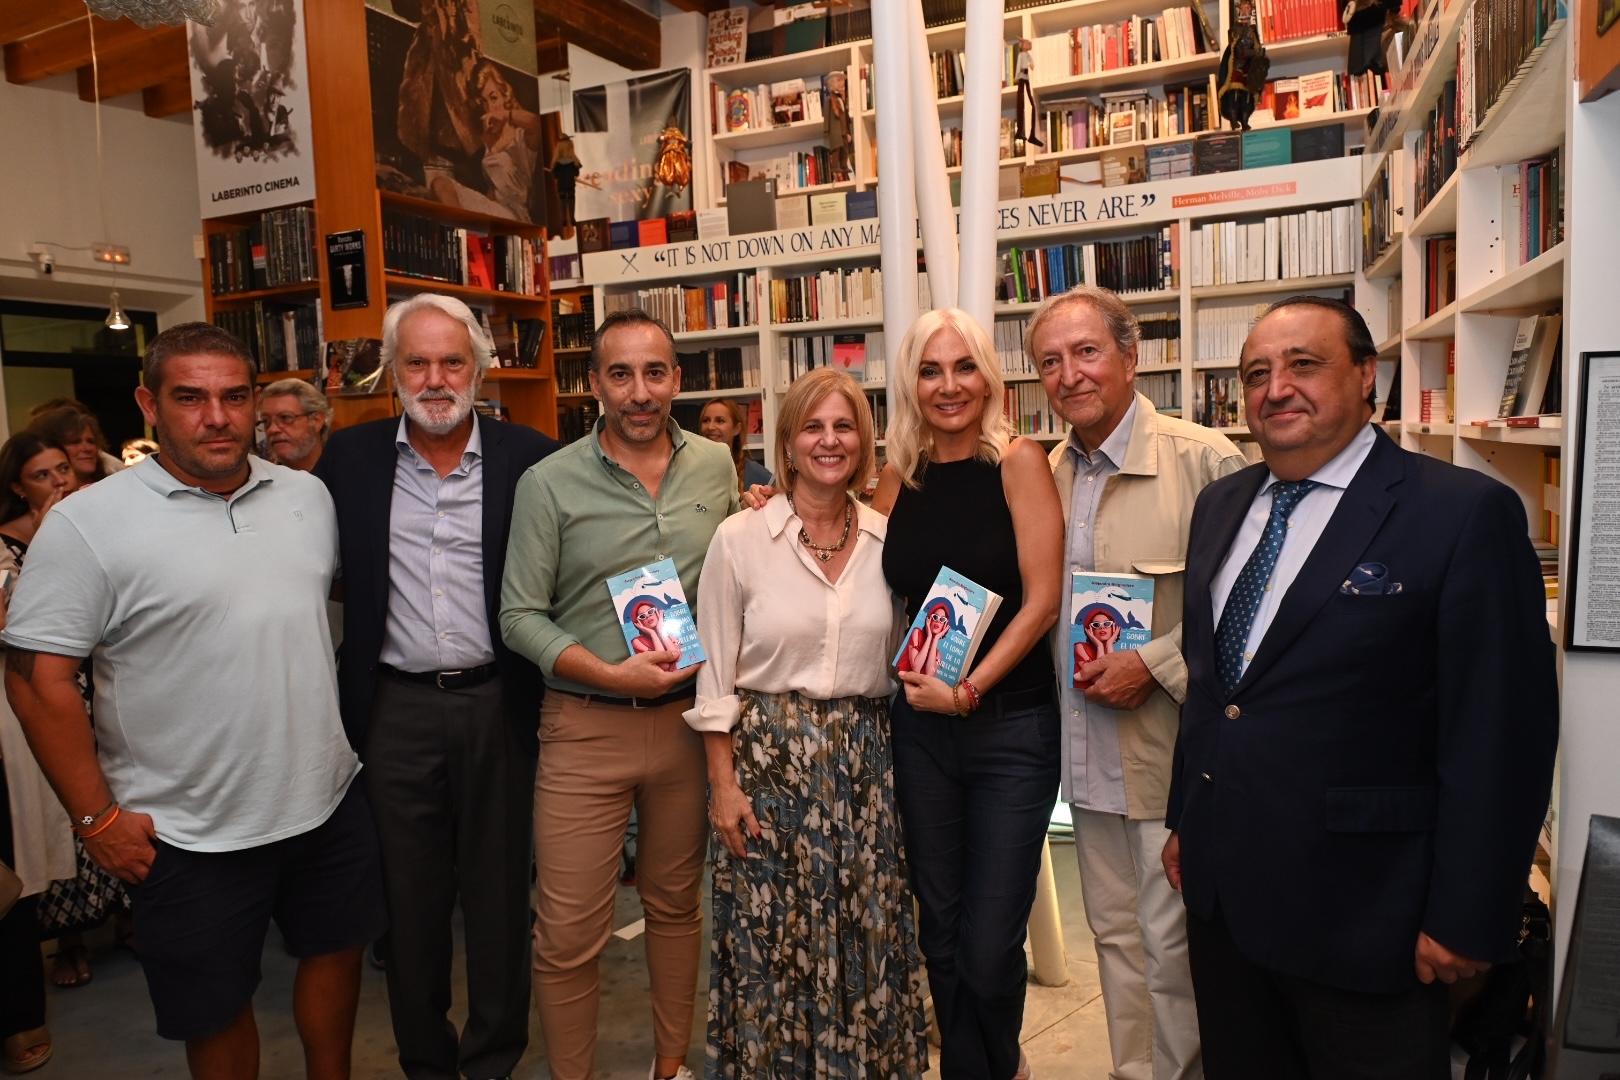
top-left (257, 411), bottom-right (315, 432)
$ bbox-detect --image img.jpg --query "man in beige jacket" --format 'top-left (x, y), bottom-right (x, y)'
top-left (1029, 286), bottom-right (1245, 1080)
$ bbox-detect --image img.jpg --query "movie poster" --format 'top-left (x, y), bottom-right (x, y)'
top-left (572, 69), bottom-right (694, 222)
top-left (187, 0), bottom-right (318, 219)
top-left (366, 0), bottom-right (544, 225)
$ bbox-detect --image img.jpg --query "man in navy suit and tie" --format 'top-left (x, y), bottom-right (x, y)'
top-left (1162, 296), bottom-right (1557, 1078)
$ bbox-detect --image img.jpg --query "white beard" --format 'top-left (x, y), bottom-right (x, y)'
top-left (400, 384), bottom-right (475, 435)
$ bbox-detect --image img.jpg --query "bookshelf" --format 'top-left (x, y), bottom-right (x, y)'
top-left (200, 203), bottom-right (325, 388)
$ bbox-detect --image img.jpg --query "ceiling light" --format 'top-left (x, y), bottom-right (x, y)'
top-left (105, 291), bottom-right (130, 332)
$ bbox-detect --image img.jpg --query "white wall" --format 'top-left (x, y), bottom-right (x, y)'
top-left (1553, 86), bottom-right (1620, 995)
top-left (0, 67), bottom-right (205, 328)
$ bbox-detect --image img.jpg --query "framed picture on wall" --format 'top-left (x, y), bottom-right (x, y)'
top-left (1564, 351), bottom-right (1620, 650)
top-left (1580, 0), bottom-right (1620, 100)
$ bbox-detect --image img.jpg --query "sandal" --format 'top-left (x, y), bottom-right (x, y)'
top-left (50, 943), bottom-right (90, 989)
top-left (2, 1027), bottom-right (52, 1074)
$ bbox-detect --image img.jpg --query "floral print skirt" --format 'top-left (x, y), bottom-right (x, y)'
top-left (707, 689), bottom-right (930, 1079)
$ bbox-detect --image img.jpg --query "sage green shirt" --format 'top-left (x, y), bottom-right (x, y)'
top-left (499, 417), bottom-right (741, 695)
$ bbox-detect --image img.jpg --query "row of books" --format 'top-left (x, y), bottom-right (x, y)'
top-left (770, 266), bottom-right (881, 324)
top-left (212, 300), bottom-right (321, 373)
top-left (997, 227), bottom-right (1178, 303)
top-left (1137, 371), bottom-right (1182, 411)
top-left (1456, 0), bottom-right (1566, 152)
top-left (381, 212), bottom-right (542, 295)
top-left (1413, 79), bottom-right (1459, 219)
top-left (1004, 382), bottom-right (1066, 436)
top-left (1136, 312), bottom-right (1183, 367)
top-left (576, 211), bottom-right (708, 254)
top-left (1255, 0), bottom-right (1344, 44)
top-left (1031, 6), bottom-right (1216, 82)
top-left (778, 332), bottom-right (887, 385)
top-left (556, 356), bottom-right (590, 395)
top-left (1196, 301), bottom-right (1269, 365)
top-left (549, 252), bottom-right (581, 283)
top-left (1503, 152), bottom-right (1564, 267)
top-left (677, 344), bottom-right (764, 392)
top-left (552, 291), bottom-right (595, 351)
top-left (1422, 235), bottom-right (1457, 316)
top-left (722, 146), bottom-right (844, 193)
top-left (1499, 312), bottom-right (1562, 418)
top-left (483, 312), bottom-right (544, 369)
top-left (1187, 205), bottom-right (1358, 288)
top-left (207, 205), bottom-right (319, 296)
top-left (1191, 370), bottom-right (1243, 429)
top-left (1362, 156), bottom-right (1398, 270)
top-left (599, 272), bottom-right (761, 334)
top-left (941, 121), bottom-right (1020, 168)
top-left (714, 73), bottom-right (834, 135)
top-left (558, 401), bottom-right (601, 444)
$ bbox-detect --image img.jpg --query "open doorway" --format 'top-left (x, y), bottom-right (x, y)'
top-left (0, 299), bottom-right (156, 447)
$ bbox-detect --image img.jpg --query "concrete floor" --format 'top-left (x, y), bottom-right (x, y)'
top-left (37, 839), bottom-right (1116, 1078)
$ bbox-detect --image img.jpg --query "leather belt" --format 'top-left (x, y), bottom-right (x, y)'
top-left (380, 662), bottom-right (499, 691)
top-left (550, 686), bottom-right (693, 710)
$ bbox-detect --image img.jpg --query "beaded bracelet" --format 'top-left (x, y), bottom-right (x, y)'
top-left (962, 678), bottom-right (982, 712)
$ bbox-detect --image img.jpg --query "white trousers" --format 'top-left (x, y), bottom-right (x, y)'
top-left (1071, 808), bottom-right (1202, 1080)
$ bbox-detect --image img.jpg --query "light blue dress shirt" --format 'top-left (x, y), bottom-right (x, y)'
top-left (380, 417), bottom-right (496, 671)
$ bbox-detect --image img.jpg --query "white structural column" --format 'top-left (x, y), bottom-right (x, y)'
top-left (872, 0), bottom-right (920, 422)
top-left (908, 0), bottom-right (959, 312)
top-left (957, 0), bottom-right (1005, 334)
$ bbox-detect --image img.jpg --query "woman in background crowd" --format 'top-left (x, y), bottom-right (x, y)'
top-left (698, 398), bottom-right (772, 492)
top-left (876, 308), bottom-right (1063, 1080)
top-left (689, 367), bottom-right (928, 1078)
top-left (0, 432), bottom-right (78, 1073)
top-left (28, 405), bottom-right (116, 488)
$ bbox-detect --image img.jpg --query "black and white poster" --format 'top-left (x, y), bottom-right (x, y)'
top-left (366, 0), bottom-right (544, 225)
top-left (187, 0), bottom-right (318, 219)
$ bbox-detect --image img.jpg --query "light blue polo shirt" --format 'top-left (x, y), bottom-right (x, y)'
top-left (1, 455), bottom-right (358, 852)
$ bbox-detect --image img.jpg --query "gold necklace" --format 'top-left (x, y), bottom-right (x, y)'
top-left (788, 493), bottom-right (852, 563)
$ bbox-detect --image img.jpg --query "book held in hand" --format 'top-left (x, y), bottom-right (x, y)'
top-left (893, 567), bottom-right (1003, 689)
top-left (1071, 572), bottom-right (1155, 690)
top-left (607, 558), bottom-right (706, 673)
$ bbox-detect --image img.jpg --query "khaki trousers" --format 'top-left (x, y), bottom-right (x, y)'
top-left (1072, 807), bottom-right (1203, 1080)
top-left (532, 694), bottom-right (708, 1080)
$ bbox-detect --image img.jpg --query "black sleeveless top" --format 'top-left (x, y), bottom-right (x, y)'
top-left (882, 456), bottom-right (1054, 699)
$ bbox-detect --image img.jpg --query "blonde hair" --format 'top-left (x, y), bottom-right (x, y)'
top-left (886, 308), bottom-right (1011, 489)
top-left (773, 367), bottom-right (876, 495)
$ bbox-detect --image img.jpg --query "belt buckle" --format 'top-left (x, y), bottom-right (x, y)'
top-left (436, 669), bottom-right (465, 690)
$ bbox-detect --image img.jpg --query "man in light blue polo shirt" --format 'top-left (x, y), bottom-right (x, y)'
top-left (2, 323), bottom-right (385, 1079)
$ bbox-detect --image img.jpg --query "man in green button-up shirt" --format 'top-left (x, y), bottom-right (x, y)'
top-left (500, 309), bottom-right (737, 1080)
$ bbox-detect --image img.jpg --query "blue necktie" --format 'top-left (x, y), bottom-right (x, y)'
top-left (1214, 480), bottom-right (1318, 695)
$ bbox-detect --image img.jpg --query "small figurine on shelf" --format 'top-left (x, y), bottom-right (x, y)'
top-left (1342, 0), bottom-right (1412, 75)
top-left (549, 133), bottom-right (596, 232)
top-left (1014, 38), bottom-right (1044, 149)
top-left (824, 70), bottom-right (853, 182)
top-left (1217, 0), bottom-right (1271, 130)
top-left (654, 121), bottom-right (692, 194)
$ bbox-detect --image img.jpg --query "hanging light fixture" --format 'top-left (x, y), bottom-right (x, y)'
top-left (105, 291), bottom-right (131, 331)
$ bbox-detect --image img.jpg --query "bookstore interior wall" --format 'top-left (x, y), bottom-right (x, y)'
top-left (0, 71), bottom-right (204, 329)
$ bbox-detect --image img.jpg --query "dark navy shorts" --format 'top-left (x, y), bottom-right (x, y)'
top-left (128, 780), bottom-right (387, 1041)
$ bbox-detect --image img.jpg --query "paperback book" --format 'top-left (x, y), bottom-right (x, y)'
top-left (893, 567), bottom-right (1003, 688)
top-left (607, 558), bottom-right (706, 673)
top-left (1070, 572), bottom-right (1154, 690)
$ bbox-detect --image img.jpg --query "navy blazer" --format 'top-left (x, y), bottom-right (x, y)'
top-left (1167, 428), bottom-right (1557, 994)
top-left (315, 414), bottom-right (559, 754)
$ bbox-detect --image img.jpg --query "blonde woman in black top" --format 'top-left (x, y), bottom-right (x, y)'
top-left (874, 307), bottom-right (1064, 1080)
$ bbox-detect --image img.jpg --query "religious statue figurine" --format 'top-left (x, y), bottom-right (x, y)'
top-left (824, 70), bottom-right (853, 182)
top-left (1216, 0), bottom-right (1270, 131)
top-left (1014, 38), bottom-right (1044, 149)
top-left (654, 122), bottom-right (692, 193)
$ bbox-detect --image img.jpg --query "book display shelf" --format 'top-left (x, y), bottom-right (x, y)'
top-left (1355, 0), bottom-right (1568, 637)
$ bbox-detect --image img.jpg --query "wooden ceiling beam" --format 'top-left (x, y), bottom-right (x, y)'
top-left (665, 0), bottom-right (728, 12)
top-left (141, 74), bottom-right (189, 117)
top-left (535, 34), bottom-right (568, 75)
top-left (75, 24), bottom-right (185, 102)
top-left (4, 15), bottom-right (165, 85)
top-left (0, 0), bottom-right (86, 48)
top-left (533, 0), bottom-right (658, 72)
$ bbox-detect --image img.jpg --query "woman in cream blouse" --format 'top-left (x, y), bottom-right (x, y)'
top-left (686, 367), bottom-right (928, 1078)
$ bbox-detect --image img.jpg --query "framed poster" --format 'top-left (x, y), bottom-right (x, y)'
top-left (1565, 351), bottom-right (1620, 651)
top-left (325, 231), bottom-right (369, 310)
